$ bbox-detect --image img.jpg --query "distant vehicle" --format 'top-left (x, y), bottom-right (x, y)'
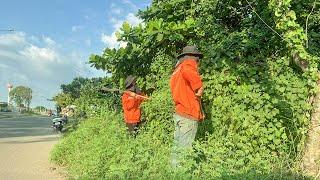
top-left (0, 102), bottom-right (9, 112)
top-left (52, 115), bottom-right (68, 132)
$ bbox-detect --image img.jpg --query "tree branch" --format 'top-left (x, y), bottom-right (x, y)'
top-left (306, 0), bottom-right (318, 49)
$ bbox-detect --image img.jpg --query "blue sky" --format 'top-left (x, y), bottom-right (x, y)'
top-left (0, 0), bottom-right (150, 108)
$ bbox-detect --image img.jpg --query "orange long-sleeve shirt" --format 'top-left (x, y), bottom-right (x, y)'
top-left (170, 59), bottom-right (204, 121)
top-left (122, 92), bottom-right (144, 123)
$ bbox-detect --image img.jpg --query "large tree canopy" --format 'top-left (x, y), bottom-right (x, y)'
top-left (60, 77), bottom-right (91, 99)
top-left (10, 86), bottom-right (32, 109)
top-left (90, 0), bottom-right (319, 81)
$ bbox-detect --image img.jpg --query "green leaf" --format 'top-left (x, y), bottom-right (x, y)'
top-left (185, 18), bottom-right (195, 27)
top-left (279, 87), bottom-right (285, 93)
top-left (281, 133), bottom-right (287, 140)
top-left (115, 31), bottom-right (122, 40)
top-left (156, 33), bottom-right (164, 42)
top-left (275, 10), bottom-right (282, 17)
top-left (122, 22), bottom-right (131, 34)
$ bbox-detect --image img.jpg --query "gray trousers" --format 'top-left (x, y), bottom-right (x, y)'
top-left (171, 114), bottom-right (198, 168)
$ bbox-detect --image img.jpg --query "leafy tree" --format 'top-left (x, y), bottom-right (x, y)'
top-left (0, 102), bottom-right (8, 112)
top-left (34, 106), bottom-right (47, 112)
top-left (10, 86), bottom-right (32, 110)
top-left (53, 93), bottom-right (74, 108)
top-left (61, 77), bottom-right (91, 99)
top-left (53, 77), bottom-right (92, 108)
top-left (53, 77), bottom-right (120, 117)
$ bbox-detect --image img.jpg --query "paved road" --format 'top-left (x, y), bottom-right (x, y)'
top-left (0, 113), bottom-right (63, 180)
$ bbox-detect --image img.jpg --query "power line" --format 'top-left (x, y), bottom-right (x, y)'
top-left (245, 0), bottom-right (285, 41)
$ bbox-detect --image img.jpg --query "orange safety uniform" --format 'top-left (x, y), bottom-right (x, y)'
top-left (122, 92), bottom-right (144, 124)
top-left (170, 59), bottom-right (204, 121)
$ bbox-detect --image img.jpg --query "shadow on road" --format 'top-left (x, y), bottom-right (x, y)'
top-left (0, 114), bottom-right (55, 138)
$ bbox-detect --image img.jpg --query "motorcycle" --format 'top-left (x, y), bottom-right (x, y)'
top-left (52, 115), bottom-right (68, 132)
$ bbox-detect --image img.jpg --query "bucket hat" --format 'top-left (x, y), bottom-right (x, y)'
top-left (177, 45), bottom-right (203, 59)
top-left (125, 75), bottom-right (136, 89)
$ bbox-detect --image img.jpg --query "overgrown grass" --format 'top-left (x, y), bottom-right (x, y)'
top-left (51, 112), bottom-right (175, 179)
top-left (51, 110), bottom-right (310, 179)
top-left (50, 66), bottom-right (313, 179)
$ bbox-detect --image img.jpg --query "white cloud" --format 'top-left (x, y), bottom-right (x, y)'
top-left (113, 20), bottom-right (123, 30)
top-left (0, 63), bottom-right (9, 69)
top-left (121, 0), bottom-right (138, 10)
top-left (111, 7), bottom-right (122, 15)
top-left (101, 13), bottom-right (142, 48)
top-left (110, 17), bottom-right (118, 23)
top-left (71, 25), bottom-right (83, 32)
top-left (0, 32), bottom-right (104, 108)
top-left (29, 35), bottom-right (40, 43)
top-left (110, 3), bottom-right (123, 15)
top-left (126, 13), bottom-right (142, 26)
top-left (101, 32), bottom-right (127, 49)
top-left (0, 32), bottom-right (26, 48)
top-left (111, 3), bottom-right (116, 8)
top-left (42, 36), bottom-right (56, 46)
top-left (11, 72), bottom-right (29, 82)
top-left (111, 13), bottom-right (142, 30)
top-left (20, 45), bottom-right (59, 63)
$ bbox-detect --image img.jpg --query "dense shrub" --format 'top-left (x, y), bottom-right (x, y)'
top-left (51, 111), bottom-right (175, 179)
top-left (51, 54), bottom-right (312, 179)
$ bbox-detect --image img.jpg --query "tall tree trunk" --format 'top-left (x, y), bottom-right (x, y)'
top-left (268, 0), bottom-right (320, 176)
top-left (301, 73), bottom-right (320, 177)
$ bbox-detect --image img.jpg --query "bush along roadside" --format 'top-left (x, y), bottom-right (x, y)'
top-left (51, 0), bottom-right (319, 179)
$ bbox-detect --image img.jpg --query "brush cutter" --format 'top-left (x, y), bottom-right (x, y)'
top-left (100, 87), bottom-right (149, 100)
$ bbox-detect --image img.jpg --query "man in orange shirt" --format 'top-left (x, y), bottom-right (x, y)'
top-left (170, 45), bottom-right (204, 168)
top-left (122, 75), bottom-right (145, 135)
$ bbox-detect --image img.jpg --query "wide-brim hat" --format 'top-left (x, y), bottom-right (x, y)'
top-left (125, 75), bottom-right (136, 89)
top-left (177, 45), bottom-right (203, 59)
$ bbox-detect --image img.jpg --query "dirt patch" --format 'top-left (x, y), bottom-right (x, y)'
top-left (0, 135), bottom-right (64, 180)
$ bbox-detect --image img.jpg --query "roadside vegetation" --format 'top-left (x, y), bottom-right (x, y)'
top-left (10, 86), bottom-right (32, 111)
top-left (51, 0), bottom-right (320, 179)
